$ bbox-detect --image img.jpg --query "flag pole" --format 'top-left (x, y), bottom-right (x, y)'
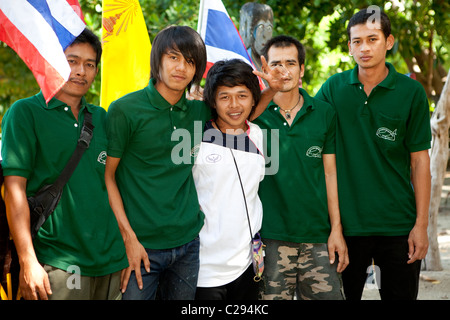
top-left (197, 0), bottom-right (205, 33)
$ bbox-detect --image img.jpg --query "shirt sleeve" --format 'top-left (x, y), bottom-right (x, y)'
top-left (106, 101), bottom-right (130, 158)
top-left (1, 101), bottom-right (37, 178)
top-left (405, 83), bottom-right (432, 153)
top-left (315, 80), bottom-right (332, 106)
top-left (322, 107), bottom-right (336, 155)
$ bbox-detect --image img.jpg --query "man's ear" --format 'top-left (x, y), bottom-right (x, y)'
top-left (386, 34), bottom-right (395, 50)
top-left (300, 64), bottom-right (305, 78)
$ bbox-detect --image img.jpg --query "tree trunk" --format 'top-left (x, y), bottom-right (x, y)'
top-left (404, 54), bottom-right (446, 104)
top-left (424, 69), bottom-right (450, 271)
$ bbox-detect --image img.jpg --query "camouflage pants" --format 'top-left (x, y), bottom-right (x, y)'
top-left (260, 239), bottom-right (345, 300)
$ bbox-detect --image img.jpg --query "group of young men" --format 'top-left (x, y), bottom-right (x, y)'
top-left (1, 8), bottom-right (431, 301)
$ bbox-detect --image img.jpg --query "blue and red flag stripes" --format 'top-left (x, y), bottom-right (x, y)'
top-left (197, 0), bottom-right (265, 89)
top-left (0, 0), bottom-right (85, 103)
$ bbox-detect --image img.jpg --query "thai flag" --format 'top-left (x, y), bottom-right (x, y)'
top-left (197, 0), bottom-right (265, 89)
top-left (0, 0), bottom-right (86, 103)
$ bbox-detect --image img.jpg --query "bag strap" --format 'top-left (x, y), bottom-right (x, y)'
top-left (229, 148), bottom-right (254, 240)
top-left (51, 109), bottom-right (94, 191)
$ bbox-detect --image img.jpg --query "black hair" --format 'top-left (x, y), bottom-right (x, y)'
top-left (347, 8), bottom-right (391, 40)
top-left (204, 59), bottom-right (261, 120)
top-left (262, 35), bottom-right (306, 66)
top-left (150, 26), bottom-right (206, 92)
top-left (71, 28), bottom-right (102, 66)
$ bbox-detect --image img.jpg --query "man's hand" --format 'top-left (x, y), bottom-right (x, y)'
top-left (120, 235), bottom-right (150, 293)
top-left (186, 84), bottom-right (204, 101)
top-left (20, 259), bottom-right (52, 300)
top-left (252, 56), bottom-right (289, 92)
top-left (4, 175), bottom-right (51, 300)
top-left (327, 228), bottom-right (349, 273)
top-left (250, 56), bottom-right (290, 120)
top-left (407, 224), bottom-right (429, 264)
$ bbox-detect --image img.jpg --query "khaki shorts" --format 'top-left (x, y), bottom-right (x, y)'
top-left (43, 264), bottom-right (122, 300)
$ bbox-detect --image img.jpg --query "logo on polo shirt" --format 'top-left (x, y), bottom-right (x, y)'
top-left (376, 127), bottom-right (397, 141)
top-left (191, 144), bottom-right (200, 158)
top-left (206, 154), bottom-right (222, 163)
top-left (97, 151), bottom-right (107, 165)
top-left (306, 146), bottom-right (323, 158)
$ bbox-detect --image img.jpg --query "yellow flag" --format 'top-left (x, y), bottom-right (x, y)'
top-left (100, 0), bottom-right (151, 110)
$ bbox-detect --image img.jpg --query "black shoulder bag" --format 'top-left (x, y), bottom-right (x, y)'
top-left (28, 110), bottom-right (94, 239)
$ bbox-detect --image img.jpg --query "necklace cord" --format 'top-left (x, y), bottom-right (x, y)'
top-left (279, 94), bottom-right (301, 113)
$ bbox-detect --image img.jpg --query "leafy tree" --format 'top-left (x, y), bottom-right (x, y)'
top-left (1, 0), bottom-right (448, 113)
top-left (224, 0), bottom-right (449, 106)
top-left (0, 45), bottom-right (39, 118)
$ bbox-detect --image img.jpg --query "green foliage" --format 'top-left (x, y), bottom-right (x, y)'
top-left (1, 0), bottom-right (449, 113)
top-left (0, 44), bottom-right (40, 116)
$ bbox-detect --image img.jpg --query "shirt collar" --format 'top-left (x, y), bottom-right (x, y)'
top-left (38, 91), bottom-right (93, 112)
top-left (348, 62), bottom-right (396, 89)
top-left (269, 87), bottom-right (314, 112)
top-left (145, 78), bottom-right (188, 111)
top-left (298, 87), bottom-right (315, 111)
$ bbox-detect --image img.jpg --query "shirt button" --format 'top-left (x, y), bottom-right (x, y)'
top-left (74, 123), bottom-right (78, 128)
top-left (365, 101), bottom-right (368, 104)
top-left (173, 126), bottom-right (177, 130)
top-left (274, 107), bottom-right (278, 111)
top-left (64, 107), bottom-right (69, 111)
top-left (283, 122), bottom-right (287, 126)
top-left (170, 107), bottom-right (173, 111)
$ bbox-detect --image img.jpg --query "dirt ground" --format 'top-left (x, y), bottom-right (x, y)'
top-left (362, 173), bottom-right (450, 300)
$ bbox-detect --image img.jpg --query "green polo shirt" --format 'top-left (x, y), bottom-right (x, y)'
top-left (253, 88), bottom-right (336, 243)
top-left (1, 92), bottom-right (128, 276)
top-left (106, 79), bottom-right (211, 249)
top-left (316, 63), bottom-right (431, 236)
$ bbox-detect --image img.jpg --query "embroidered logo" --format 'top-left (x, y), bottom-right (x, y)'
top-left (191, 144), bottom-right (200, 158)
top-left (97, 151), bottom-right (107, 165)
top-left (376, 127), bottom-right (397, 141)
top-left (306, 146), bottom-right (323, 158)
top-left (206, 154), bottom-right (222, 163)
